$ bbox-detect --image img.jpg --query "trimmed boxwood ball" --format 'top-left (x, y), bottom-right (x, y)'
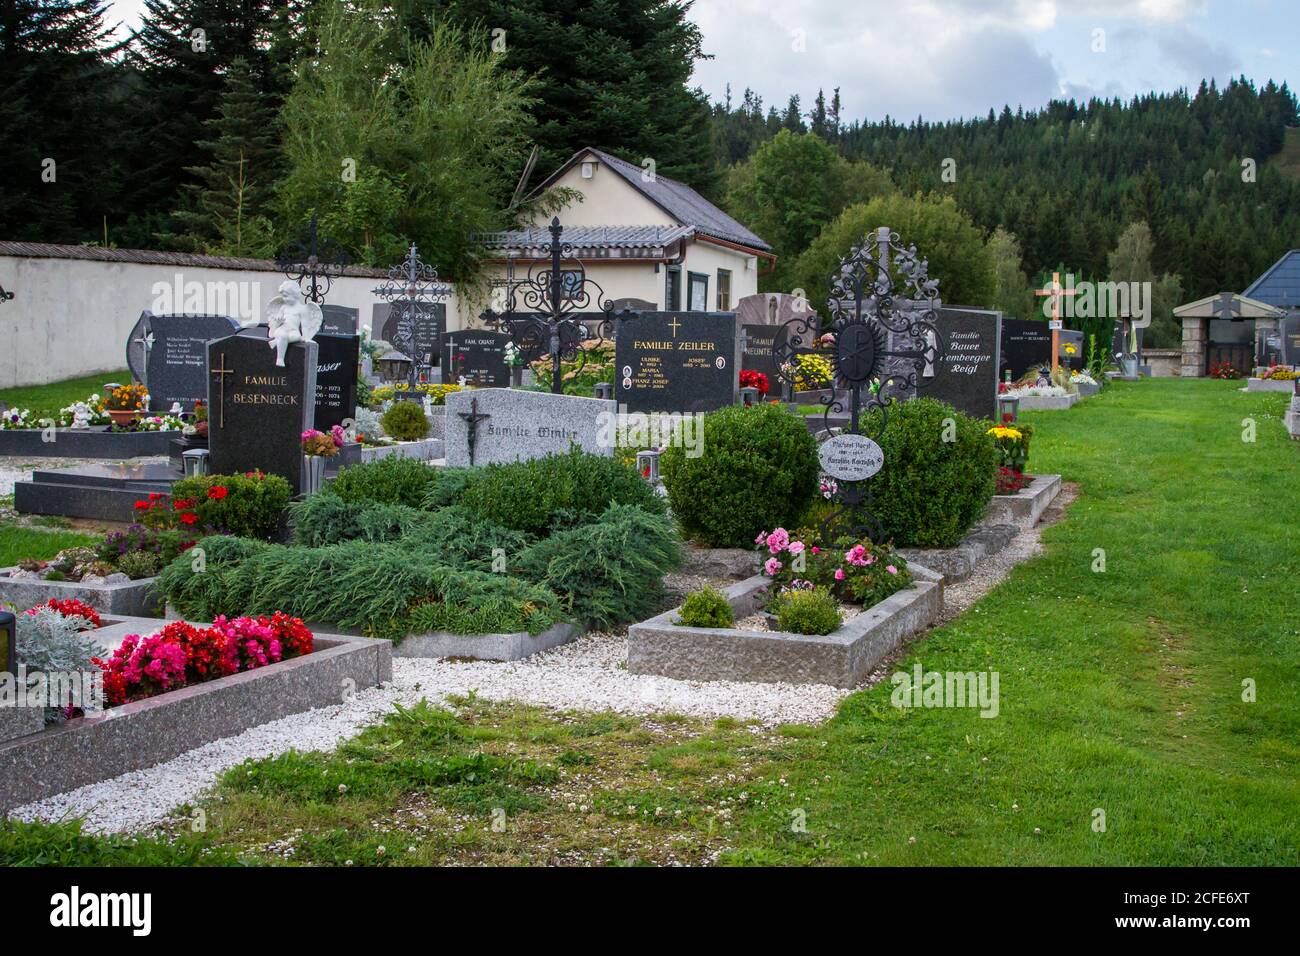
top-left (379, 400), bottom-right (431, 442)
top-left (329, 456), bottom-right (440, 508)
top-left (863, 398), bottom-right (998, 548)
top-left (677, 586), bottom-right (735, 628)
top-left (660, 402), bottom-right (818, 549)
top-left (774, 588), bottom-right (842, 635)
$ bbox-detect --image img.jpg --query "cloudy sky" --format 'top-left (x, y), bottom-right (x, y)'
top-left (104, 0), bottom-right (1294, 122)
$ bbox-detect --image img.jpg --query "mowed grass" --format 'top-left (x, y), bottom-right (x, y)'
top-left (0, 369), bottom-right (129, 417)
top-left (3, 378), bottom-right (1296, 866)
top-left (0, 524), bottom-right (99, 567)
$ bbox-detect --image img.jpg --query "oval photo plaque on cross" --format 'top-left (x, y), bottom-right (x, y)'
top-left (818, 433), bottom-right (884, 481)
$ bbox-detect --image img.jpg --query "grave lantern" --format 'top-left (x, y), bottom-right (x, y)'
top-left (378, 351), bottom-right (413, 383)
top-left (739, 386), bottom-right (759, 407)
top-left (182, 448), bottom-right (210, 478)
top-left (636, 449), bottom-right (661, 484)
top-left (997, 395), bottom-right (1020, 424)
top-left (1, 610), bottom-right (15, 680)
top-left (594, 382), bottom-right (613, 400)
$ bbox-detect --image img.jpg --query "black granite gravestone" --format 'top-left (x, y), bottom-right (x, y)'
top-left (144, 313), bottom-right (242, 412)
top-left (615, 311), bottom-right (739, 414)
top-left (1000, 319), bottom-right (1054, 380)
top-left (314, 333), bottom-right (360, 432)
top-left (924, 307), bottom-right (1001, 420)
top-left (441, 330), bottom-right (510, 386)
top-left (1280, 315), bottom-right (1300, 365)
top-left (320, 304), bottom-right (359, 336)
top-left (379, 300), bottom-right (445, 366)
top-left (1058, 329), bottom-right (1085, 370)
top-left (207, 327), bottom-right (316, 493)
top-left (741, 324), bottom-right (780, 383)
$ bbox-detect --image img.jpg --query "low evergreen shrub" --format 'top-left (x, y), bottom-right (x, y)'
top-left (861, 398), bottom-right (998, 548)
top-left (515, 504), bottom-right (683, 630)
top-left (456, 448), bottom-right (665, 536)
top-left (329, 457), bottom-right (442, 508)
top-left (660, 403), bottom-right (818, 548)
top-left (379, 401), bottom-right (430, 441)
top-left (677, 586), bottom-right (735, 628)
top-left (774, 589), bottom-right (842, 636)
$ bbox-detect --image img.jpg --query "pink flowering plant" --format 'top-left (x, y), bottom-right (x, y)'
top-left (756, 526), bottom-right (912, 608)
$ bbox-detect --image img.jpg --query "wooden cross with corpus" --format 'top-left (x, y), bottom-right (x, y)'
top-left (457, 397), bottom-right (491, 466)
top-left (1035, 271), bottom-right (1078, 377)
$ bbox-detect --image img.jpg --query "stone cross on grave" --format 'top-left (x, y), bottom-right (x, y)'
top-left (1035, 271), bottom-right (1078, 376)
top-left (210, 352), bottom-right (235, 428)
top-left (135, 328), bottom-right (155, 355)
top-left (457, 397), bottom-right (491, 466)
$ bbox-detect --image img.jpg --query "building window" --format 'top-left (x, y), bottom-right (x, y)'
top-left (666, 265), bottom-right (681, 310)
top-left (688, 272), bottom-right (709, 312)
top-left (717, 269), bottom-right (732, 311)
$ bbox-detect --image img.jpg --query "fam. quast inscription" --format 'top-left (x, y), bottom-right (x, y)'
top-left (818, 432), bottom-right (884, 482)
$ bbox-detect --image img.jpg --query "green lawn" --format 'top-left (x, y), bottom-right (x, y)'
top-left (0, 369), bottom-right (130, 416)
top-left (0, 525), bottom-right (100, 568)
top-left (3, 378), bottom-right (1297, 866)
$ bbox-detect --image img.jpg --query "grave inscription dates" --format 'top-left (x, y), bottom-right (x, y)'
top-left (741, 324), bottom-right (780, 382)
top-left (615, 311), bottom-right (740, 414)
top-left (140, 313), bottom-right (241, 411)
top-left (924, 307), bottom-right (1002, 420)
top-left (207, 327), bottom-right (317, 493)
top-left (441, 330), bottom-right (509, 386)
top-left (313, 332), bottom-right (360, 432)
top-left (378, 300), bottom-right (445, 367)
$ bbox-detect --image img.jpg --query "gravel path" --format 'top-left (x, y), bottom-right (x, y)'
top-left (9, 489), bottom-right (1074, 835)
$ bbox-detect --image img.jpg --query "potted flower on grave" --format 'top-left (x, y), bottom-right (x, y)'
top-left (987, 423), bottom-right (1033, 493)
top-left (301, 425), bottom-right (345, 494)
top-left (105, 382), bottom-right (148, 426)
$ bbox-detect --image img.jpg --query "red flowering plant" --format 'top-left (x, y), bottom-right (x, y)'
top-left (739, 369), bottom-right (770, 396)
top-left (94, 613), bottom-right (314, 706)
top-left (755, 527), bottom-right (912, 609)
top-left (1209, 361), bottom-right (1243, 380)
top-left (26, 598), bottom-right (101, 629)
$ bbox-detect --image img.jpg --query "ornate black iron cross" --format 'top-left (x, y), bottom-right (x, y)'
top-left (457, 397), bottom-right (491, 465)
top-left (773, 226), bottom-right (944, 542)
top-left (277, 217), bottom-right (350, 304)
top-left (372, 243), bottom-right (452, 389)
top-left (481, 218), bottom-right (621, 394)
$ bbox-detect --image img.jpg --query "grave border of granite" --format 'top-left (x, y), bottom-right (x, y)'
top-left (1075, 381), bottom-right (1101, 398)
top-left (290, 618), bottom-right (582, 662)
top-left (896, 522), bottom-right (1020, 584)
top-left (0, 427), bottom-right (174, 459)
top-left (1286, 397), bottom-right (1300, 439)
top-left (0, 615), bottom-right (392, 815)
top-left (1245, 377), bottom-right (1296, 393)
top-left (1015, 392), bottom-right (1080, 411)
top-left (982, 473), bottom-right (1062, 530)
top-left (0, 567), bottom-right (159, 617)
top-left (627, 564), bottom-right (943, 688)
top-left (357, 438), bottom-right (445, 464)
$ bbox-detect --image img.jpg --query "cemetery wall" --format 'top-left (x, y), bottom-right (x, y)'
top-left (1145, 349), bottom-right (1182, 377)
top-left (0, 246), bottom-right (468, 388)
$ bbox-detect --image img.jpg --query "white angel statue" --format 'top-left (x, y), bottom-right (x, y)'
top-left (265, 280), bottom-right (323, 367)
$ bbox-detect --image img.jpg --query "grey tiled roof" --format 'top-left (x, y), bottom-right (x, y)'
top-left (1245, 250), bottom-right (1300, 310)
top-left (0, 241), bottom-right (387, 277)
top-left (540, 148), bottom-right (773, 253)
top-left (477, 224), bottom-right (695, 257)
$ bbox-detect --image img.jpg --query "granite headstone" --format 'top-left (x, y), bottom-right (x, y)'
top-left (741, 324), bottom-right (780, 383)
top-left (144, 313), bottom-right (242, 411)
top-left (1058, 329), bottom-right (1085, 370)
top-left (441, 330), bottom-right (510, 387)
top-left (615, 311), bottom-right (740, 414)
top-left (207, 327), bottom-right (317, 493)
top-left (1000, 319), bottom-right (1054, 380)
top-left (443, 387), bottom-right (614, 467)
top-left (320, 304), bottom-right (359, 336)
top-left (923, 307), bottom-right (1001, 420)
top-left (313, 332), bottom-right (360, 432)
top-left (1280, 315), bottom-right (1300, 365)
top-left (125, 311), bottom-right (152, 384)
top-left (378, 300), bottom-right (445, 366)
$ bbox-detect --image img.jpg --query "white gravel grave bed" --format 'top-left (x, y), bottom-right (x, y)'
top-left (10, 630), bottom-right (848, 834)
top-left (10, 489), bottom-right (1074, 835)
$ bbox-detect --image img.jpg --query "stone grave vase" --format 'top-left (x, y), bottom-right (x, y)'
top-left (303, 455), bottom-right (326, 495)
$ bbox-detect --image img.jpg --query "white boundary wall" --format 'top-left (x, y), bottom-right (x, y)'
top-left (0, 249), bottom-right (468, 388)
